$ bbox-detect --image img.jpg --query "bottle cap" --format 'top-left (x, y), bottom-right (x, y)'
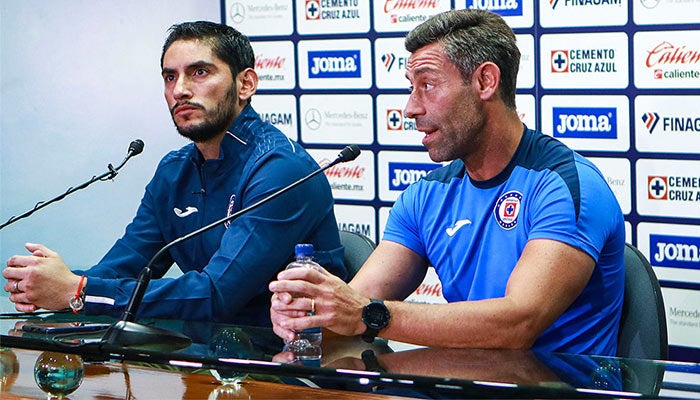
top-left (295, 243), bottom-right (314, 258)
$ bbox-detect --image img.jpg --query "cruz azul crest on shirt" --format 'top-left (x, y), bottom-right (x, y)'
top-left (224, 193), bottom-right (236, 229)
top-left (494, 190), bottom-right (523, 230)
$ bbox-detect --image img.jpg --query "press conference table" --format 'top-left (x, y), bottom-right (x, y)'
top-left (4, 347), bottom-right (419, 399)
top-left (1, 308), bottom-right (699, 399)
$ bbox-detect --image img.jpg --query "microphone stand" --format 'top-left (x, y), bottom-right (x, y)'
top-left (101, 145), bottom-right (361, 351)
top-left (0, 140), bottom-right (144, 230)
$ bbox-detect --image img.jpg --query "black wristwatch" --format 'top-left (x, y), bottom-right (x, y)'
top-left (361, 298), bottom-right (391, 343)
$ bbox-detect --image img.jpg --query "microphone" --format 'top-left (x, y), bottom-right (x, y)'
top-left (101, 145), bottom-right (361, 350)
top-left (0, 139), bottom-right (145, 230)
top-left (338, 144), bottom-right (361, 162)
top-left (128, 139), bottom-right (145, 156)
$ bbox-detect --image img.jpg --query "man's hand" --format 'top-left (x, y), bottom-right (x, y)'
top-left (269, 267), bottom-right (370, 342)
top-left (3, 243), bottom-right (82, 312)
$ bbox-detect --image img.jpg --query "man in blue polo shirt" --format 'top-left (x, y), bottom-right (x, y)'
top-left (270, 10), bottom-right (625, 355)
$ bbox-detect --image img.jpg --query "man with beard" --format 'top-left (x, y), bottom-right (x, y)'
top-left (269, 10), bottom-right (625, 356)
top-left (3, 22), bottom-right (346, 326)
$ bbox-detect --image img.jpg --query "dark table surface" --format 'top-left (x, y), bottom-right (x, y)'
top-left (1, 304), bottom-right (699, 399)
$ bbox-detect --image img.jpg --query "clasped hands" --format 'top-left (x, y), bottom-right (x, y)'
top-left (2, 243), bottom-right (80, 312)
top-left (269, 266), bottom-right (369, 343)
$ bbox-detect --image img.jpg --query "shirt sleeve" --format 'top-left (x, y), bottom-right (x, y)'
top-left (382, 183), bottom-right (427, 259)
top-left (526, 158), bottom-right (622, 261)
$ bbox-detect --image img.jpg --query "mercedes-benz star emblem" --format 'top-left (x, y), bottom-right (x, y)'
top-left (305, 108), bottom-right (322, 130)
top-left (229, 2), bottom-right (245, 24)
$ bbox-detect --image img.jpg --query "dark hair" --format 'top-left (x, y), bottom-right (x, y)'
top-left (161, 21), bottom-right (255, 80)
top-left (405, 10), bottom-right (520, 109)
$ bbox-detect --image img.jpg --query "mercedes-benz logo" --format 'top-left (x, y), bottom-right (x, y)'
top-left (639, 0), bottom-right (660, 8)
top-left (305, 108), bottom-right (322, 130)
top-left (229, 2), bottom-right (245, 24)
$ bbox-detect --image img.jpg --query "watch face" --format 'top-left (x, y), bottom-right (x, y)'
top-left (364, 302), bottom-right (390, 329)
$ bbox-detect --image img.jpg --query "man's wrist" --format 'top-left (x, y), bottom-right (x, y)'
top-left (361, 298), bottom-right (391, 343)
top-left (69, 276), bottom-right (87, 313)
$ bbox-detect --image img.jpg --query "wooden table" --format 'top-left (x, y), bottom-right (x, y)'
top-left (1, 348), bottom-right (416, 399)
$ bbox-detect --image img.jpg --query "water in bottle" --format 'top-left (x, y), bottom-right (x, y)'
top-left (284, 243), bottom-right (322, 360)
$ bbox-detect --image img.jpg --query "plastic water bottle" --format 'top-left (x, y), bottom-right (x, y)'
top-left (283, 243), bottom-right (322, 360)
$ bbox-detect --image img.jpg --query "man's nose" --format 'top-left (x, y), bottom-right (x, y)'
top-left (173, 76), bottom-right (192, 100)
top-left (404, 93), bottom-right (423, 119)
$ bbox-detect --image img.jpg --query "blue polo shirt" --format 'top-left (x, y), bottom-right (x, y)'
top-left (384, 127), bottom-right (625, 355)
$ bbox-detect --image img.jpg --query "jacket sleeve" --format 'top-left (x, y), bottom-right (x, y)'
top-left (76, 178), bottom-right (173, 314)
top-left (78, 148), bottom-right (340, 324)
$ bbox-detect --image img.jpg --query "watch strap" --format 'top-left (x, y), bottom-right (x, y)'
top-left (362, 326), bottom-right (380, 343)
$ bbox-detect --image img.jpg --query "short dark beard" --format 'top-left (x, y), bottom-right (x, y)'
top-left (171, 84), bottom-right (238, 142)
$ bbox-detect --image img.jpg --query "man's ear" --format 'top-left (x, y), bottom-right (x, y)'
top-left (472, 62), bottom-right (500, 101)
top-left (237, 68), bottom-right (258, 102)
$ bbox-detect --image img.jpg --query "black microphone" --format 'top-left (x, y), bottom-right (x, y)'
top-left (128, 139), bottom-right (145, 156)
top-left (101, 145), bottom-right (361, 350)
top-left (338, 144), bottom-right (361, 162)
top-left (0, 139), bottom-right (145, 230)
top-left (107, 139), bottom-right (145, 174)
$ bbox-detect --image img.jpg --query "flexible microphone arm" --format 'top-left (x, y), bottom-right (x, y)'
top-left (102, 145), bottom-right (360, 349)
top-left (0, 139), bottom-right (145, 231)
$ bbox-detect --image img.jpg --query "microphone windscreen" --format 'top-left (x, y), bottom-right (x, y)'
top-left (129, 139), bottom-right (145, 156)
top-left (338, 145), bottom-right (361, 162)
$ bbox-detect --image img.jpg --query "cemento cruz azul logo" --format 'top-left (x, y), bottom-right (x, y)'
top-left (551, 48), bottom-right (617, 73)
top-left (386, 109), bottom-right (417, 131)
top-left (494, 191), bottom-right (523, 230)
top-left (305, 0), bottom-right (321, 19)
top-left (648, 176), bottom-right (668, 200)
top-left (307, 0), bottom-right (360, 20)
top-left (648, 175), bottom-right (700, 201)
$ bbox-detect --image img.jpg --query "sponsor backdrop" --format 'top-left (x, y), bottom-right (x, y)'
top-left (223, 0), bottom-right (700, 361)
